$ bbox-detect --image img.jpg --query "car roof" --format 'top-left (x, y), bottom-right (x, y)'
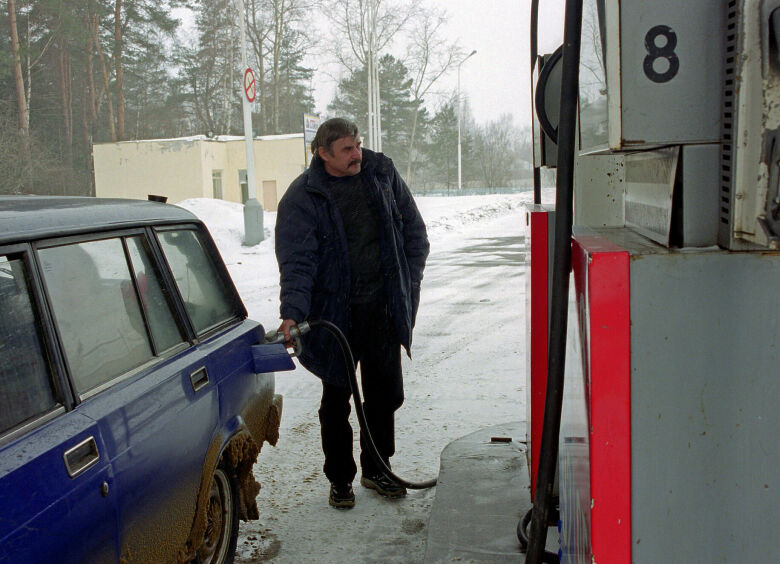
top-left (0, 196), bottom-right (201, 245)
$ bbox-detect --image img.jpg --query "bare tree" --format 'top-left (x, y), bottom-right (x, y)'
top-left (245, 0), bottom-right (311, 133)
top-left (472, 114), bottom-right (526, 190)
top-left (325, 0), bottom-right (418, 147)
top-left (404, 5), bottom-right (460, 182)
top-left (579, 0), bottom-right (605, 104)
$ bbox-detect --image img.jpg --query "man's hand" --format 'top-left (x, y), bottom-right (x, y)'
top-left (278, 319), bottom-right (298, 348)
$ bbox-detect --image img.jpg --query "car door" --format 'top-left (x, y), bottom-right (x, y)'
top-left (36, 231), bottom-right (223, 563)
top-left (0, 246), bottom-right (119, 563)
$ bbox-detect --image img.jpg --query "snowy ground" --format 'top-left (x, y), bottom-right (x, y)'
top-left (178, 189), bottom-right (553, 563)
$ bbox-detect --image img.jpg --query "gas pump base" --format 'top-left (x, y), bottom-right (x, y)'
top-left (424, 422), bottom-right (558, 563)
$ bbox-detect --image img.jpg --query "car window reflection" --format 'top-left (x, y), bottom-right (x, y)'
top-left (40, 240), bottom-right (153, 394)
top-left (158, 230), bottom-right (237, 335)
top-left (0, 254), bottom-right (58, 434)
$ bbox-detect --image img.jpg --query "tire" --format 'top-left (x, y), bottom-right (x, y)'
top-left (196, 464), bottom-right (239, 564)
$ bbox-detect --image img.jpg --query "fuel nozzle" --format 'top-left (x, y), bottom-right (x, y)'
top-left (264, 321), bottom-right (311, 357)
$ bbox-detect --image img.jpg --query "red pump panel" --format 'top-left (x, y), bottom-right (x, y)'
top-left (561, 234), bottom-right (631, 563)
top-left (526, 206), bottom-right (552, 500)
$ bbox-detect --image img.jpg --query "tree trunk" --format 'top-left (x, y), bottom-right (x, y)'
top-left (85, 6), bottom-right (97, 126)
top-left (7, 0), bottom-right (28, 136)
top-left (8, 0), bottom-right (31, 187)
top-left (93, 16), bottom-right (117, 142)
top-left (258, 45), bottom-right (266, 132)
top-left (114, 0), bottom-right (124, 140)
top-left (24, 14), bottom-right (31, 130)
top-left (272, 1), bottom-right (284, 133)
top-left (224, 21), bottom-right (234, 134)
top-left (81, 79), bottom-right (96, 195)
top-left (406, 102), bottom-right (419, 183)
top-left (59, 43), bottom-right (73, 164)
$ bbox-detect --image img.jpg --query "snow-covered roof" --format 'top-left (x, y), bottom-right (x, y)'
top-left (94, 133), bottom-right (303, 146)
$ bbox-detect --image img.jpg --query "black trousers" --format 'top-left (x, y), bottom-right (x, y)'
top-left (318, 300), bottom-right (404, 484)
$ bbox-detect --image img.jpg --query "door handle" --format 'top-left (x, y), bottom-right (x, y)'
top-left (190, 366), bottom-right (209, 392)
top-left (63, 436), bottom-right (100, 478)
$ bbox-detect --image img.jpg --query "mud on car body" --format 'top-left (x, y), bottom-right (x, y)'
top-left (0, 196), bottom-right (288, 563)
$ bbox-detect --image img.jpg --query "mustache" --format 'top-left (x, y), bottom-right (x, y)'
top-left (349, 159), bottom-right (361, 167)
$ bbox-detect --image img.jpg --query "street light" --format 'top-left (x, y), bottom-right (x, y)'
top-left (457, 49), bottom-right (477, 192)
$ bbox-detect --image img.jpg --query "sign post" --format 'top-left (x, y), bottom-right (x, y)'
top-left (239, 0), bottom-right (263, 245)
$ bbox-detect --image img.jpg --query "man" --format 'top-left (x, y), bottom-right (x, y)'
top-left (275, 118), bottom-right (429, 509)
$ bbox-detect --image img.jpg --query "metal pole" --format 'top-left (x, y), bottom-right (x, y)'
top-left (239, 0), bottom-right (264, 245)
top-left (457, 50), bottom-right (476, 192)
top-left (375, 55), bottom-right (382, 152)
top-left (368, 48), bottom-right (374, 150)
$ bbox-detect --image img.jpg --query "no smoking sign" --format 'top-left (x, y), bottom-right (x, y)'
top-left (244, 68), bottom-right (256, 103)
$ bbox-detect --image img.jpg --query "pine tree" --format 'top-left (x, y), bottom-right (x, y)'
top-left (423, 100), bottom-right (458, 192)
top-left (328, 54), bottom-right (423, 176)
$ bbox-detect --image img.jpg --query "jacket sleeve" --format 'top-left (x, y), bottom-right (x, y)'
top-left (275, 190), bottom-right (319, 322)
top-left (390, 165), bottom-right (429, 284)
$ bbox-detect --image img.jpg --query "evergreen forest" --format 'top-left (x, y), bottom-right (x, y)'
top-left (0, 0), bottom-right (532, 195)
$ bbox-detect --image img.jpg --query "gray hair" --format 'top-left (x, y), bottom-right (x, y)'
top-left (311, 118), bottom-right (359, 155)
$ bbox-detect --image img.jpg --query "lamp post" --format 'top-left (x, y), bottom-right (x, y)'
top-left (239, 0), bottom-right (263, 245)
top-left (457, 49), bottom-right (477, 192)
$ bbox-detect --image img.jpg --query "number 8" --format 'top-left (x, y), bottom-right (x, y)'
top-left (643, 25), bottom-right (679, 83)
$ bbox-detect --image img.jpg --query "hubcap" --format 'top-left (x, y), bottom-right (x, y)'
top-left (198, 468), bottom-right (233, 564)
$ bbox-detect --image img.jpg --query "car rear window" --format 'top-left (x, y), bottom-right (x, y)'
top-left (157, 229), bottom-right (238, 335)
top-left (0, 254), bottom-right (59, 435)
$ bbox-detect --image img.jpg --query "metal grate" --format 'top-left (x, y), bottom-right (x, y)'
top-left (719, 1), bottom-right (739, 239)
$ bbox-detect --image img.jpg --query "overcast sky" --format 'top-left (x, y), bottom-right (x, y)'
top-left (177, 0), bottom-right (566, 129)
top-left (311, 0), bottom-right (566, 127)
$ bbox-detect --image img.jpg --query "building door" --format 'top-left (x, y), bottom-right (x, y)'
top-left (263, 180), bottom-right (278, 211)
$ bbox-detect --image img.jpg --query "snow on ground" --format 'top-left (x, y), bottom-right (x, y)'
top-left (178, 188), bottom-right (554, 563)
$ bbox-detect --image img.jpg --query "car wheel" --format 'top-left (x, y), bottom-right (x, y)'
top-left (197, 465), bottom-right (239, 564)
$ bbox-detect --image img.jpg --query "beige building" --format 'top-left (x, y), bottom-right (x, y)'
top-left (93, 133), bottom-right (307, 211)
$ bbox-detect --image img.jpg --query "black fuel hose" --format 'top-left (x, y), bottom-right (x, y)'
top-left (517, 507), bottom-right (532, 549)
top-left (518, 507), bottom-right (559, 563)
top-left (535, 46), bottom-right (563, 145)
top-left (308, 319), bottom-right (437, 490)
top-left (531, 0), bottom-right (542, 204)
top-left (525, 0), bottom-right (582, 561)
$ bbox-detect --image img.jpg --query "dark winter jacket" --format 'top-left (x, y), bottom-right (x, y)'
top-left (275, 148), bottom-right (429, 387)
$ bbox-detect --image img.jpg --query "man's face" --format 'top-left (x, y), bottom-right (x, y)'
top-left (318, 136), bottom-right (362, 177)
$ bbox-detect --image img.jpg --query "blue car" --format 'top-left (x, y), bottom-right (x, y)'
top-left (0, 196), bottom-right (289, 563)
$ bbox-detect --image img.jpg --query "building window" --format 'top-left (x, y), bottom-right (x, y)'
top-left (238, 169), bottom-right (248, 203)
top-left (212, 170), bottom-right (223, 199)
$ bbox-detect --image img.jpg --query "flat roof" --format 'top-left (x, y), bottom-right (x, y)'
top-left (0, 196), bottom-right (199, 245)
top-left (93, 133), bottom-right (304, 146)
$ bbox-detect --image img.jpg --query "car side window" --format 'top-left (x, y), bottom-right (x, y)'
top-left (0, 254), bottom-right (59, 435)
top-left (39, 239), bottom-right (153, 394)
top-left (157, 229), bottom-right (238, 335)
top-left (125, 236), bottom-right (186, 353)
